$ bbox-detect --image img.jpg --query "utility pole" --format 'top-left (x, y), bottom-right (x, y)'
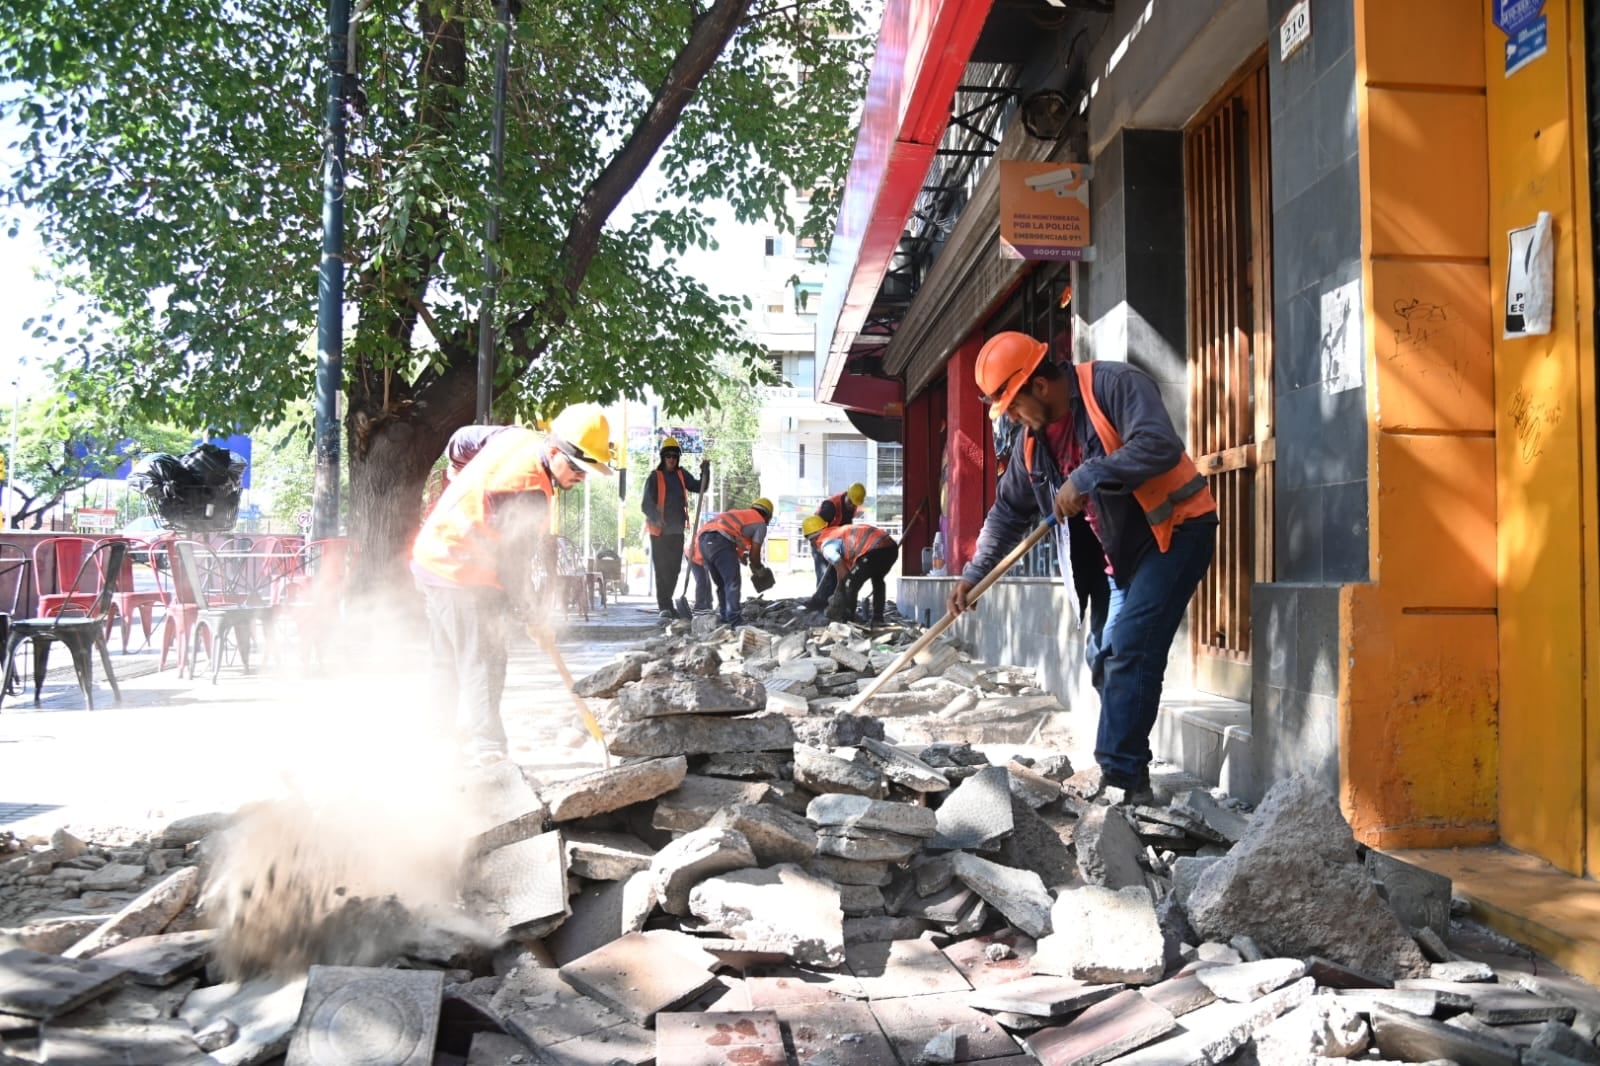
top-left (311, 0), bottom-right (349, 543)
top-left (475, 0), bottom-right (512, 423)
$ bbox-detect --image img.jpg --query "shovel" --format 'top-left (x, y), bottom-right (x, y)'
top-left (674, 470), bottom-right (713, 619)
top-left (847, 516), bottom-right (1058, 714)
top-left (529, 625), bottom-right (611, 768)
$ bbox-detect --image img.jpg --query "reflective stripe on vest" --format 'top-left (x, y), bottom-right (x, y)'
top-left (701, 508), bottom-right (765, 557)
top-left (817, 524), bottom-right (892, 568)
top-left (647, 468), bottom-right (688, 537)
top-left (1071, 362), bottom-right (1216, 552)
top-left (412, 428), bottom-right (555, 586)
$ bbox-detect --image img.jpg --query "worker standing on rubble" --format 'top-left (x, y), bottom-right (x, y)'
top-left (642, 436), bottom-right (707, 621)
top-left (947, 333), bottom-right (1217, 804)
top-left (805, 482), bottom-right (866, 609)
top-left (412, 405), bottom-right (616, 767)
top-left (696, 498), bottom-right (774, 627)
top-left (802, 516), bottom-right (898, 624)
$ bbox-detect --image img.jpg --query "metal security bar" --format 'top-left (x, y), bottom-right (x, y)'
top-left (1185, 57), bottom-right (1276, 668)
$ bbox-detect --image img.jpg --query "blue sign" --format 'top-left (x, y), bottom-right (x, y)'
top-left (1505, 15), bottom-right (1549, 76)
top-left (1494, 0), bottom-right (1543, 34)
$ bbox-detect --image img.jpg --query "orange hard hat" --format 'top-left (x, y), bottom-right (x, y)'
top-left (975, 332), bottom-right (1048, 417)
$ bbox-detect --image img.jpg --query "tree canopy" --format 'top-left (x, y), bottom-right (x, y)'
top-left (3, 0), bottom-right (866, 577)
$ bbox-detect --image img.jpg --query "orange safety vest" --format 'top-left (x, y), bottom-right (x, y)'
top-left (817, 492), bottom-right (852, 528)
top-left (412, 429), bottom-right (555, 587)
top-left (1025, 364), bottom-right (1216, 552)
top-left (815, 524), bottom-right (893, 569)
top-left (700, 508), bottom-right (766, 559)
top-left (646, 468), bottom-right (689, 537)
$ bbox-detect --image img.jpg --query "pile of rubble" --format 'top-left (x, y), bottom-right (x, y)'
top-left (3, 619), bottom-right (1600, 1065)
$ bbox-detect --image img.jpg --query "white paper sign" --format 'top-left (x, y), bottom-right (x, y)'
top-left (1320, 279), bottom-right (1363, 394)
top-left (1505, 211), bottom-right (1554, 338)
top-left (1280, 0), bottom-right (1311, 61)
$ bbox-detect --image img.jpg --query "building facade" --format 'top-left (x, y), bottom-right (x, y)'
top-left (816, 0), bottom-right (1600, 966)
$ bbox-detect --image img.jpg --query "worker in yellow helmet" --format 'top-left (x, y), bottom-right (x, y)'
top-left (803, 514), bottom-right (898, 624)
top-left (412, 404), bottom-right (614, 767)
top-left (804, 482), bottom-right (866, 609)
top-left (642, 435), bottom-right (708, 621)
top-left (695, 497), bottom-right (774, 627)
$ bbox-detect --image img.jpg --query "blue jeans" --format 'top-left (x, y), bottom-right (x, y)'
top-left (1085, 520), bottom-right (1217, 787)
top-left (688, 558), bottom-right (715, 612)
top-left (701, 534), bottom-right (744, 624)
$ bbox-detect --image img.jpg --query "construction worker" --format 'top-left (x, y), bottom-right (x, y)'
top-left (806, 482), bottom-right (866, 608)
top-left (412, 405), bottom-right (615, 767)
top-left (948, 332), bottom-right (1217, 804)
top-left (803, 516), bottom-right (898, 624)
top-left (642, 437), bottom-right (707, 621)
top-left (695, 498), bottom-right (774, 627)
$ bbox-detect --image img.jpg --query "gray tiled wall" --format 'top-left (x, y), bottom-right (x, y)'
top-left (1250, 582), bottom-right (1341, 799)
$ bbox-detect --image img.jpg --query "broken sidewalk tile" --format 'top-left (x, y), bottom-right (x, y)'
top-left (558, 931), bottom-right (720, 1026)
top-left (1304, 955), bottom-right (1393, 990)
top-left (467, 1030), bottom-right (536, 1065)
top-left (1371, 1005), bottom-right (1521, 1066)
top-left (62, 866), bottom-right (200, 959)
top-left (92, 929), bottom-right (216, 986)
top-left (37, 1019), bottom-right (207, 1065)
top-left (1363, 849), bottom-right (1452, 938)
top-left (928, 767), bottom-right (1014, 851)
top-left (744, 964), bottom-right (867, 1009)
top-left (843, 916), bottom-right (933, 946)
top-left (709, 803), bottom-right (819, 865)
top-left (949, 853), bottom-right (1053, 940)
top-left (534, 1019), bottom-right (656, 1066)
top-left (78, 863), bottom-right (145, 892)
top-left (605, 713), bottom-right (796, 759)
top-left (1034, 886), bottom-right (1163, 986)
top-left (816, 826), bottom-right (925, 863)
top-left (856, 738), bottom-right (951, 793)
top-left (1071, 807), bottom-right (1145, 890)
top-left (1006, 761), bottom-right (1063, 810)
top-left (546, 873), bottom-right (656, 967)
top-left (543, 755), bottom-right (688, 822)
top-left (1431, 959), bottom-right (1497, 983)
top-left (283, 966), bottom-right (443, 1066)
top-left (468, 830), bottom-right (569, 937)
top-left (807, 794), bottom-right (938, 838)
top-left (1193, 958), bottom-right (1307, 1003)
top-left (563, 830), bottom-right (656, 881)
top-left (1332, 987), bottom-right (1447, 1018)
top-left (895, 883), bottom-right (977, 925)
top-left (688, 864), bottom-right (847, 969)
top-left (179, 975), bottom-right (308, 1066)
top-left (793, 747), bottom-right (889, 799)
top-left (652, 775), bottom-right (772, 833)
top-left (1109, 976), bottom-right (1312, 1066)
top-left (469, 759), bottom-right (549, 852)
top-left (845, 938), bottom-right (971, 1000)
top-left (806, 856), bottom-right (894, 887)
top-left (774, 999), bottom-right (899, 1066)
top-left (1022, 988), bottom-right (1177, 1066)
top-left (616, 674), bottom-right (769, 719)
top-left (0, 948), bottom-right (129, 1019)
top-left (1469, 988), bottom-right (1580, 1025)
top-left (650, 827), bottom-right (758, 916)
top-left (868, 989), bottom-right (1018, 1064)
top-left (940, 929), bottom-right (1037, 989)
top-left (968, 976), bottom-right (1124, 1019)
top-left (491, 965), bottom-right (626, 1046)
top-left (656, 1010), bottom-right (787, 1066)
top-left (1167, 790), bottom-right (1250, 844)
top-left (1138, 973), bottom-right (1216, 1019)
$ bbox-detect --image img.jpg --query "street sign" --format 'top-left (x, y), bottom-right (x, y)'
top-left (1493, 0), bottom-right (1543, 34)
top-left (75, 508), bottom-right (119, 531)
top-left (295, 510), bottom-right (312, 530)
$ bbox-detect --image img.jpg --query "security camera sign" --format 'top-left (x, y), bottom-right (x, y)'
top-left (999, 161), bottom-right (1092, 261)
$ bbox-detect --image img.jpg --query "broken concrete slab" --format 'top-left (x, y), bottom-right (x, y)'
top-left (564, 830), bottom-right (656, 881)
top-left (895, 882), bottom-right (976, 925)
top-left (699, 751), bottom-right (790, 780)
top-left (845, 938), bottom-right (971, 999)
top-left (793, 747), bottom-right (889, 799)
top-left (61, 866), bottom-right (199, 959)
top-left (1023, 988), bottom-right (1177, 1066)
top-left (546, 872), bottom-right (656, 967)
top-left (559, 931), bottom-right (720, 1026)
top-left (1529, 1020), bottom-right (1600, 1065)
top-left (1193, 958), bottom-right (1306, 1003)
top-left (93, 930), bottom-right (216, 987)
top-left (1432, 959), bottom-right (1496, 983)
top-left (1138, 973), bottom-right (1216, 1019)
top-left (816, 826), bottom-right (925, 863)
top-left (868, 990), bottom-right (1018, 1064)
top-left (1364, 850), bottom-right (1452, 939)
top-left (616, 674), bottom-right (769, 719)
top-left (607, 714), bottom-right (796, 758)
top-left (469, 760), bottom-right (549, 851)
top-left (689, 864), bottom-right (845, 969)
top-left (1072, 807), bottom-right (1146, 891)
top-left (1334, 987), bottom-right (1450, 1018)
top-left (843, 916), bottom-right (933, 946)
top-left (284, 965), bottom-right (442, 1066)
top-left (1169, 856), bottom-right (1221, 911)
top-left (574, 653), bottom-right (650, 698)
top-left (650, 827), bottom-right (758, 916)
top-left (805, 856), bottom-right (893, 887)
top-left (857, 738), bottom-right (951, 793)
top-left (1254, 997), bottom-right (1372, 1062)
top-left (1371, 1005), bottom-right (1521, 1066)
top-left (1305, 954), bottom-right (1393, 989)
top-left (0, 948), bottom-right (129, 1019)
top-left (807, 794), bottom-right (938, 839)
top-left (490, 964), bottom-right (625, 1044)
top-left (656, 1009), bottom-right (788, 1066)
top-left (968, 976), bottom-right (1123, 1019)
top-left (1007, 761), bottom-right (1064, 810)
top-left (653, 776), bottom-right (772, 833)
top-left (839, 884), bottom-right (886, 917)
top-left (158, 811), bottom-right (236, 849)
top-left (1001, 801), bottom-right (1079, 891)
top-left (179, 975), bottom-right (308, 1066)
top-left (929, 766), bottom-right (1014, 851)
top-left (37, 1019), bottom-right (206, 1065)
top-left (1184, 775), bottom-right (1428, 980)
top-left (1470, 988), bottom-right (1579, 1025)
top-left (544, 756), bottom-right (688, 822)
top-left (948, 852), bottom-right (1052, 939)
top-left (709, 803), bottom-right (819, 865)
top-left (1034, 886), bottom-right (1164, 986)
top-left (79, 863), bottom-right (145, 892)
top-left (0, 915), bottom-right (107, 956)
top-left (1110, 976), bottom-right (1312, 1066)
top-left (468, 830), bottom-right (569, 937)
top-left (774, 1000), bottom-right (899, 1066)
top-left (466, 1031), bottom-right (536, 1065)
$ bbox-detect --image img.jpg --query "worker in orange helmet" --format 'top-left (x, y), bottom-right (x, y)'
top-left (949, 332), bottom-right (1217, 805)
top-left (412, 405), bottom-right (615, 767)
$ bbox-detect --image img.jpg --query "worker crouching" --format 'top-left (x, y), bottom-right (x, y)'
top-left (803, 516), bottom-right (898, 624)
top-left (694, 498), bottom-right (774, 628)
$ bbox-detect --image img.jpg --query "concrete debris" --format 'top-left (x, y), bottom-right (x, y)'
top-left (1035, 885), bottom-right (1164, 985)
top-left (1194, 957), bottom-right (1307, 1002)
top-left (856, 737), bottom-right (951, 792)
top-left (949, 852), bottom-right (1053, 939)
top-left (572, 652), bottom-right (650, 698)
top-left (652, 775), bottom-right (771, 833)
top-left (687, 864), bottom-right (845, 968)
top-left (709, 803), bottom-right (819, 865)
top-left (649, 827), bottom-right (757, 916)
top-left (605, 713), bottom-right (795, 758)
top-left (616, 674), bottom-right (769, 719)
top-left (1074, 806), bottom-right (1146, 890)
top-left (543, 755), bottom-right (688, 822)
top-left (792, 746), bottom-right (889, 799)
top-left (1365, 849), bottom-right (1453, 939)
top-left (806, 793), bottom-right (938, 839)
top-left (930, 766), bottom-right (1014, 851)
top-left (1254, 997), bottom-right (1372, 1061)
top-left (563, 830), bottom-right (655, 881)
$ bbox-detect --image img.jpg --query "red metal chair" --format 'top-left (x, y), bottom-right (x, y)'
top-left (149, 536), bottom-right (212, 676)
top-left (34, 537), bottom-right (105, 619)
top-left (112, 537), bottom-right (166, 652)
top-left (274, 538), bottom-right (353, 667)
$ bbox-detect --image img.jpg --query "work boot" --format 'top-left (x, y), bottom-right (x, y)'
top-left (659, 609), bottom-right (676, 622)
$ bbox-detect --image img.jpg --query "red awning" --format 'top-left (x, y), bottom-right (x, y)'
top-left (813, 0), bottom-right (994, 410)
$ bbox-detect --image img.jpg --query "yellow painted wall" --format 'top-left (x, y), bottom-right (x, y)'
top-left (1483, 0), bottom-right (1594, 875)
top-left (1343, 0), bottom-right (1500, 849)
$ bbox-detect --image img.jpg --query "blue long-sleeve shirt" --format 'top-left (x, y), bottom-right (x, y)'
top-left (961, 360), bottom-right (1215, 586)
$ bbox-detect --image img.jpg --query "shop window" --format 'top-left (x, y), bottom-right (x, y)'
top-left (798, 443), bottom-right (806, 478)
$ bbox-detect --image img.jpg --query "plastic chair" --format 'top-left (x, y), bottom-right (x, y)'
top-left (0, 539), bottom-right (126, 710)
top-left (112, 538), bottom-right (166, 652)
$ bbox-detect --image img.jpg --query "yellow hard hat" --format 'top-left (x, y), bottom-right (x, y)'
top-left (660, 436), bottom-right (681, 454)
top-left (752, 497), bottom-right (774, 519)
top-left (847, 483), bottom-right (866, 506)
top-left (548, 404), bottom-right (616, 476)
top-left (801, 515), bottom-right (827, 538)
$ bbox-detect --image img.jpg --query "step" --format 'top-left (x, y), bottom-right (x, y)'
top-left (1153, 691), bottom-right (1254, 798)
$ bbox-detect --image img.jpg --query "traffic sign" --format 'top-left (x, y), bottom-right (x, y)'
top-left (296, 510), bottom-right (312, 529)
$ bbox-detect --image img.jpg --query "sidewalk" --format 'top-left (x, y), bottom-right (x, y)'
top-left (0, 594), bottom-right (665, 839)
